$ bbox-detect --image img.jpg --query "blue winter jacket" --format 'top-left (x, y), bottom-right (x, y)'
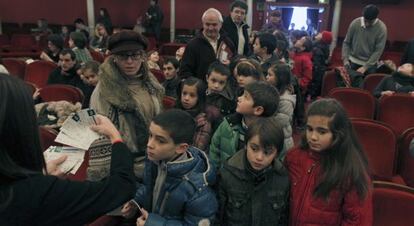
top-left (134, 146), bottom-right (218, 225)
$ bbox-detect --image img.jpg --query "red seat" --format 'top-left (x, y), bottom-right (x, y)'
top-left (147, 36), bottom-right (157, 51)
top-left (39, 84), bottom-right (84, 104)
top-left (150, 69), bottom-right (165, 83)
top-left (24, 60), bottom-right (57, 88)
top-left (320, 70), bottom-right (337, 97)
top-left (160, 43), bottom-right (186, 56)
top-left (381, 51), bottom-right (403, 66)
top-left (25, 81), bottom-right (37, 96)
top-left (373, 181), bottom-right (414, 226)
top-left (397, 127), bottom-right (414, 188)
top-left (162, 96), bottom-right (176, 110)
top-left (351, 118), bottom-right (403, 184)
top-left (89, 49), bottom-right (105, 63)
top-left (328, 87), bottom-right (376, 119)
top-left (0, 34), bottom-right (10, 49)
top-left (363, 73), bottom-right (389, 94)
top-left (377, 94), bottom-right (414, 136)
top-left (8, 34), bottom-right (38, 52)
top-left (39, 126), bottom-right (59, 151)
top-left (2, 58), bottom-right (27, 79)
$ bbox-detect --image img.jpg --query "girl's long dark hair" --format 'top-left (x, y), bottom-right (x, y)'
top-left (0, 74), bottom-right (46, 208)
top-left (176, 77), bottom-right (207, 117)
top-left (300, 98), bottom-right (370, 200)
top-left (269, 63), bottom-right (292, 95)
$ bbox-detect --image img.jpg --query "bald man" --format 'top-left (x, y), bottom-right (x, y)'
top-left (179, 8), bottom-right (235, 82)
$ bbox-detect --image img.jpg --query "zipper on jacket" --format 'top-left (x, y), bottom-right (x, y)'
top-left (294, 162), bottom-right (317, 226)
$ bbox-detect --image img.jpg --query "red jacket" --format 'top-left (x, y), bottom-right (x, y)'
top-left (285, 147), bottom-right (372, 226)
top-left (292, 52), bottom-right (313, 92)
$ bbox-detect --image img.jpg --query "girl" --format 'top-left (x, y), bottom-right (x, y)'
top-left (267, 63), bottom-right (296, 159)
top-left (90, 23), bottom-right (109, 53)
top-left (0, 73), bottom-right (135, 225)
top-left (285, 98), bottom-right (372, 226)
top-left (176, 77), bottom-right (211, 152)
top-left (147, 50), bottom-right (161, 70)
top-left (218, 117), bottom-right (289, 226)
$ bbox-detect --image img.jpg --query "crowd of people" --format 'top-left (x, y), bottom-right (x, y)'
top-left (1, 0), bottom-right (414, 226)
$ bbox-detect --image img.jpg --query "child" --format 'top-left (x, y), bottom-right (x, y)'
top-left (121, 109), bottom-right (217, 225)
top-left (292, 36), bottom-right (313, 97)
top-left (309, 31), bottom-right (332, 99)
top-left (205, 61), bottom-right (237, 130)
top-left (147, 50), bottom-right (160, 70)
top-left (251, 32), bottom-right (279, 75)
top-left (209, 81), bottom-right (280, 169)
top-left (176, 77), bottom-right (212, 152)
top-left (80, 60), bottom-right (100, 87)
top-left (161, 57), bottom-right (180, 98)
top-left (285, 98), bottom-right (372, 226)
top-left (267, 63), bottom-right (296, 158)
top-left (373, 63), bottom-right (414, 98)
top-left (218, 117), bottom-right (289, 226)
top-left (234, 59), bottom-right (264, 89)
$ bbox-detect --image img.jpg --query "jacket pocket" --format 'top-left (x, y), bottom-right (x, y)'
top-left (226, 191), bottom-right (250, 224)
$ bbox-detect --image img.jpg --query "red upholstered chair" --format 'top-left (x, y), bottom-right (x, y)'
top-left (9, 34), bottom-right (38, 52)
top-left (377, 94), bottom-right (414, 136)
top-left (24, 60), bottom-right (57, 88)
top-left (25, 81), bottom-right (37, 96)
top-left (39, 84), bottom-right (84, 104)
top-left (0, 34), bottom-right (10, 49)
top-left (160, 42), bottom-right (186, 56)
top-left (39, 126), bottom-right (59, 151)
top-left (150, 68), bottom-right (165, 83)
top-left (397, 127), bottom-right (414, 188)
top-left (363, 73), bottom-right (389, 94)
top-left (320, 70), bottom-right (337, 97)
top-left (162, 96), bottom-right (176, 110)
top-left (2, 58), bottom-right (27, 79)
top-left (373, 181), bottom-right (414, 226)
top-left (328, 87), bottom-right (376, 119)
top-left (351, 118), bottom-right (404, 184)
top-left (89, 49), bottom-right (105, 63)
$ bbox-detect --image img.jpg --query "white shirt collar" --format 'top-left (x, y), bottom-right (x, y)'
top-left (360, 17), bottom-right (378, 28)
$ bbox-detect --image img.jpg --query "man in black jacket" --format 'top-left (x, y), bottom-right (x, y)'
top-left (179, 8), bottom-right (235, 82)
top-left (222, 0), bottom-right (250, 56)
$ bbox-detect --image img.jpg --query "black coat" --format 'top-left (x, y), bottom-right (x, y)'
top-left (373, 71), bottom-right (414, 98)
top-left (401, 39), bottom-right (414, 65)
top-left (0, 143), bottom-right (135, 226)
top-left (222, 16), bottom-right (250, 56)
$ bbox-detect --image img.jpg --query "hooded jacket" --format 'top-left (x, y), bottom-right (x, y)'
top-left (134, 146), bottom-right (218, 225)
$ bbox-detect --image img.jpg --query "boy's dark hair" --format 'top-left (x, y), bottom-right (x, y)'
top-left (230, 0), bottom-right (248, 12)
top-left (70, 31), bottom-right (87, 49)
top-left (244, 81), bottom-right (280, 117)
top-left (47, 34), bottom-right (64, 50)
top-left (60, 48), bottom-right (76, 61)
top-left (74, 18), bottom-right (85, 25)
top-left (81, 60), bottom-right (100, 73)
top-left (300, 98), bottom-right (369, 200)
top-left (363, 4), bottom-right (379, 20)
top-left (207, 61), bottom-right (231, 78)
top-left (256, 33), bottom-right (277, 54)
top-left (163, 56), bottom-right (179, 69)
top-left (236, 59), bottom-right (263, 80)
top-left (246, 117), bottom-right (284, 155)
top-left (152, 109), bottom-right (196, 144)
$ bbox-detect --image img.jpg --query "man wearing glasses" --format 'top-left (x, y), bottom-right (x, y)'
top-left (90, 30), bottom-right (164, 179)
top-left (222, 0), bottom-right (250, 56)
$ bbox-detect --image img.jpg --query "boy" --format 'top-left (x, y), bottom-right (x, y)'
top-left (205, 61), bottom-right (237, 130)
top-left (209, 81), bottom-right (280, 169)
top-left (218, 117), bottom-right (289, 226)
top-left (122, 109), bottom-right (217, 225)
top-left (80, 60), bottom-right (100, 87)
top-left (251, 32), bottom-right (280, 75)
top-left (161, 57), bottom-right (180, 98)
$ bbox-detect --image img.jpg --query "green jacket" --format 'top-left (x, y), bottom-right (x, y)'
top-left (209, 113), bottom-right (245, 170)
top-left (218, 149), bottom-right (289, 226)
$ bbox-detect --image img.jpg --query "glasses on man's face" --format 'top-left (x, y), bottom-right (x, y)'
top-left (115, 52), bottom-right (145, 61)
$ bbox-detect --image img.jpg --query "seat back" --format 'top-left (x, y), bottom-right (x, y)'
top-left (2, 58), bottom-right (27, 79)
top-left (397, 127), bottom-right (414, 187)
top-left (39, 84), bottom-right (84, 104)
top-left (24, 60), bottom-right (57, 88)
top-left (39, 126), bottom-right (59, 151)
top-left (328, 87), bottom-right (376, 119)
top-left (150, 69), bottom-right (165, 83)
top-left (10, 34), bottom-right (37, 50)
top-left (373, 181), bottom-right (414, 226)
top-left (351, 118), bottom-right (398, 181)
top-left (89, 49), bottom-right (105, 63)
top-left (320, 70), bottom-right (337, 97)
top-left (377, 94), bottom-right (414, 136)
top-left (160, 43), bottom-right (186, 56)
top-left (363, 73), bottom-right (389, 94)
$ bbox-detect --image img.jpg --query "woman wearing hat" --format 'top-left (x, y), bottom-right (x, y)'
top-left (90, 30), bottom-right (164, 179)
